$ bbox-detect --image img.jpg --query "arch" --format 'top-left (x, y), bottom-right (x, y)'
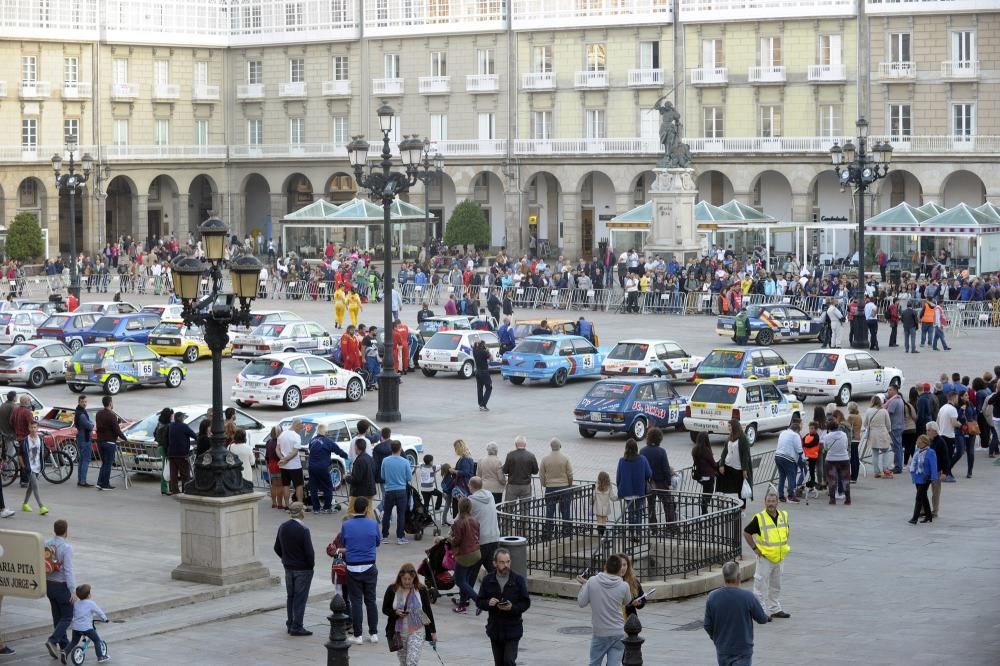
top-left (696, 170), bottom-right (735, 206)
top-left (630, 170), bottom-right (657, 207)
top-left (284, 173), bottom-right (314, 214)
top-left (579, 171), bottom-right (616, 260)
top-left (941, 170), bottom-right (986, 207)
top-left (875, 169), bottom-right (923, 212)
top-left (524, 171), bottom-right (562, 257)
top-left (147, 175), bottom-right (180, 244)
top-left (241, 173), bottom-right (271, 246)
top-left (105, 175), bottom-right (137, 244)
top-left (325, 172), bottom-right (357, 204)
top-left (470, 171), bottom-right (506, 248)
top-left (188, 174), bottom-right (218, 237)
top-left (427, 171), bottom-right (457, 242)
top-left (750, 170), bottom-right (793, 222)
top-left (15, 177), bottom-right (49, 253)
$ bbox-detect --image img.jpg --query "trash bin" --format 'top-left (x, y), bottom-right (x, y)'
top-left (499, 536), bottom-right (528, 578)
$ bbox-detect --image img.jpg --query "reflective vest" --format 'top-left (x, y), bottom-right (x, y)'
top-left (920, 302), bottom-right (935, 324)
top-left (753, 509), bottom-right (790, 563)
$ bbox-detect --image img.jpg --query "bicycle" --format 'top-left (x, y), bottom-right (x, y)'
top-left (1, 444), bottom-right (74, 486)
top-left (68, 624), bottom-right (109, 665)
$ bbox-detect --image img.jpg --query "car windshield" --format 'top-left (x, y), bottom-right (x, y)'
top-left (691, 384), bottom-right (741, 405)
top-left (795, 352), bottom-right (839, 372)
top-left (584, 383), bottom-right (632, 400)
top-left (701, 350), bottom-right (746, 369)
top-left (38, 408), bottom-right (77, 427)
top-left (1, 343), bottom-right (38, 357)
top-left (91, 317), bottom-right (121, 333)
top-left (152, 322), bottom-right (185, 336)
top-left (72, 347), bottom-right (107, 364)
top-left (607, 343), bottom-right (649, 361)
top-left (124, 412), bottom-right (162, 439)
top-left (244, 359), bottom-right (284, 377)
top-left (141, 306), bottom-right (164, 314)
top-left (514, 339), bottom-right (555, 355)
top-left (75, 304), bottom-right (103, 313)
top-left (425, 333), bottom-right (463, 350)
top-left (745, 305), bottom-right (764, 318)
top-left (253, 324), bottom-right (286, 337)
top-left (420, 320), bottom-right (449, 334)
top-left (42, 315), bottom-right (69, 328)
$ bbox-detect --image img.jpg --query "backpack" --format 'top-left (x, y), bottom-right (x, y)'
top-left (44, 540), bottom-right (63, 575)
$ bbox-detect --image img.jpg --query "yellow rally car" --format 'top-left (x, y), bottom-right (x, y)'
top-left (147, 319), bottom-right (232, 363)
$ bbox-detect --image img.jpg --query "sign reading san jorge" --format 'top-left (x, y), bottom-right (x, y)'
top-left (0, 529), bottom-right (47, 599)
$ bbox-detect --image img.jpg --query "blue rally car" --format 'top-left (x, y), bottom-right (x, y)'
top-left (693, 347), bottom-right (792, 387)
top-left (83, 313), bottom-right (162, 345)
top-left (36, 312), bottom-right (101, 351)
top-left (574, 378), bottom-right (688, 440)
top-left (716, 304), bottom-right (823, 346)
top-left (500, 334), bottom-right (604, 387)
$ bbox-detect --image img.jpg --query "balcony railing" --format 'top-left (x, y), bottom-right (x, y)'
top-left (522, 72), bottom-right (556, 89)
top-left (152, 83), bottom-right (179, 100)
top-left (466, 74), bottom-right (499, 93)
top-left (237, 83), bottom-right (265, 99)
top-left (364, 0), bottom-right (505, 37)
top-left (808, 64), bottom-right (846, 82)
top-left (231, 143), bottom-right (351, 159)
top-left (19, 81), bottom-right (51, 98)
top-left (690, 67), bottom-right (727, 85)
top-left (111, 82), bottom-right (139, 99)
top-left (513, 138), bottom-right (661, 155)
top-left (192, 84), bottom-right (220, 101)
top-left (103, 144), bottom-right (227, 160)
top-left (322, 80), bottom-right (351, 96)
top-left (627, 69), bottom-right (664, 87)
top-left (870, 135), bottom-right (1000, 154)
top-left (0, 144), bottom-right (96, 162)
top-left (61, 82), bottom-right (92, 99)
top-left (429, 139), bottom-right (507, 156)
top-left (748, 65), bottom-right (786, 83)
top-left (278, 82), bottom-right (308, 97)
top-left (684, 135), bottom-right (1000, 155)
top-left (941, 60), bottom-right (978, 79)
top-left (680, 0), bottom-right (854, 22)
top-left (574, 71), bottom-right (609, 88)
top-left (877, 62), bottom-right (916, 79)
top-left (372, 78), bottom-right (404, 95)
top-left (418, 76), bottom-right (451, 94)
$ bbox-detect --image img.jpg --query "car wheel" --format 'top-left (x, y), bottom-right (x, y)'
top-left (27, 368), bottom-right (47, 388)
top-left (166, 367), bottom-right (183, 388)
top-left (329, 462), bottom-right (345, 490)
top-left (744, 423), bottom-right (758, 446)
top-left (551, 368), bottom-right (568, 387)
top-left (68, 383), bottom-right (85, 394)
top-left (459, 361), bottom-right (474, 379)
top-left (675, 418), bottom-right (686, 432)
top-left (629, 417), bottom-right (647, 440)
top-left (282, 386), bottom-right (301, 410)
top-left (69, 339), bottom-right (83, 351)
top-left (12, 335), bottom-right (24, 344)
top-left (283, 348), bottom-right (295, 354)
top-left (689, 431), bottom-right (699, 443)
top-left (59, 441), bottom-right (79, 464)
top-left (405, 451), bottom-right (418, 468)
top-left (579, 427), bottom-right (597, 438)
top-left (184, 346), bottom-right (200, 363)
top-left (794, 392), bottom-right (807, 402)
top-left (756, 329), bottom-right (774, 346)
top-left (103, 375), bottom-right (122, 395)
top-left (836, 384), bottom-right (852, 406)
top-left (346, 378), bottom-right (363, 402)
top-left (509, 377), bottom-right (525, 385)
top-left (421, 368), bottom-right (437, 377)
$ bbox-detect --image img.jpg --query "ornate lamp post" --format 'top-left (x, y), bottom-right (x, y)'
top-left (829, 117), bottom-right (892, 348)
top-left (413, 139), bottom-right (444, 243)
top-left (52, 136), bottom-right (93, 299)
top-left (346, 102), bottom-right (428, 422)
top-left (171, 218), bottom-right (263, 496)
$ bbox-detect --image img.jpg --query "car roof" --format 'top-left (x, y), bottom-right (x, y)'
top-left (80, 341), bottom-right (132, 348)
top-left (524, 334), bottom-right (585, 342)
top-left (251, 310), bottom-right (300, 316)
top-left (429, 329), bottom-right (482, 339)
top-left (426, 315), bottom-right (470, 322)
top-left (251, 352), bottom-right (331, 362)
top-left (278, 411), bottom-right (365, 422)
top-left (517, 319), bottom-right (574, 325)
top-left (594, 377), bottom-right (661, 386)
top-left (694, 378), bottom-right (771, 388)
top-left (95, 312), bottom-right (146, 319)
top-left (615, 338), bottom-right (679, 345)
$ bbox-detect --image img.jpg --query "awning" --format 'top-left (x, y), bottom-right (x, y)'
top-left (695, 201), bottom-right (743, 222)
top-left (975, 202), bottom-right (1000, 222)
top-left (864, 202), bottom-right (929, 233)
top-left (607, 201), bottom-right (651, 229)
top-left (281, 199), bottom-right (341, 222)
top-left (916, 202), bottom-right (947, 218)
top-left (719, 200), bottom-right (776, 222)
top-left (919, 203), bottom-right (1000, 236)
top-left (280, 197), bottom-right (430, 226)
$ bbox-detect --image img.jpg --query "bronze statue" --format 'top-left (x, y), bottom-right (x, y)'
top-left (653, 96), bottom-right (692, 169)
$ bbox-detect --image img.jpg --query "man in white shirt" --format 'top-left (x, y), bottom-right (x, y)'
top-left (936, 393), bottom-right (960, 482)
top-left (863, 297), bottom-right (879, 351)
top-left (826, 299), bottom-right (846, 348)
top-left (624, 274), bottom-right (639, 313)
top-left (278, 419), bottom-right (306, 505)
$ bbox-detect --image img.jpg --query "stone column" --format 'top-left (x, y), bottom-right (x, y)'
top-left (135, 194), bottom-right (149, 246)
top-left (174, 193), bottom-right (189, 239)
top-left (44, 195), bottom-right (60, 260)
top-left (646, 168), bottom-right (701, 263)
top-left (504, 188), bottom-right (523, 255)
top-left (559, 191), bottom-right (581, 259)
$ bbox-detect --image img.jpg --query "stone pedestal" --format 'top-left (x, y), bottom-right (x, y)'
top-left (171, 491), bottom-right (272, 586)
top-left (646, 167), bottom-right (702, 262)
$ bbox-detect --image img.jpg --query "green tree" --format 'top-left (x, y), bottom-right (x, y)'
top-left (444, 200), bottom-right (490, 249)
top-left (6, 212), bottom-right (45, 262)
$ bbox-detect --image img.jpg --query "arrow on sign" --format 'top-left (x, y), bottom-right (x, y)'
top-left (30, 580), bottom-right (38, 589)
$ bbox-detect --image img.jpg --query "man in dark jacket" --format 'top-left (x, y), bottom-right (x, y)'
top-left (273, 502), bottom-right (315, 636)
top-left (474, 339), bottom-right (493, 411)
top-left (73, 395), bottom-right (94, 487)
top-left (307, 425), bottom-right (349, 514)
top-left (641, 428), bottom-right (676, 524)
top-left (475, 547), bottom-right (531, 666)
top-left (901, 299), bottom-right (919, 353)
top-left (95, 396), bottom-right (126, 490)
top-left (916, 383), bottom-right (937, 435)
top-left (166, 412), bottom-right (197, 494)
top-left (502, 437), bottom-right (538, 502)
top-left (348, 437), bottom-right (377, 518)
top-left (11, 394), bottom-right (34, 487)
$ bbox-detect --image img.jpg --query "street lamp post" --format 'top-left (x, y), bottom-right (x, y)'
top-left (414, 139), bottom-right (444, 245)
top-left (52, 136), bottom-right (93, 299)
top-left (829, 117), bottom-right (892, 348)
top-left (346, 102), bottom-right (428, 422)
top-left (171, 218), bottom-right (263, 496)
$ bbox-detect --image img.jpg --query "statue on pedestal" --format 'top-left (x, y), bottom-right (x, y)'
top-left (653, 97), bottom-right (692, 169)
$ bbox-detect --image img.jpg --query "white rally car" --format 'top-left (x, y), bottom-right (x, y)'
top-left (233, 352), bottom-right (366, 410)
top-left (0, 310), bottom-right (49, 344)
top-left (231, 320), bottom-right (333, 361)
top-left (420, 330), bottom-right (502, 379)
top-left (683, 378), bottom-right (802, 446)
top-left (787, 349), bottom-right (903, 406)
top-left (601, 339), bottom-right (703, 381)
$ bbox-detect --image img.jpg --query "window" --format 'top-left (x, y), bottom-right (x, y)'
top-left (478, 112), bottom-right (495, 140)
top-left (532, 111), bottom-right (551, 140)
top-left (819, 104), bottom-right (841, 137)
top-left (113, 119), bottom-right (128, 146)
top-left (64, 57), bottom-right (78, 84)
top-left (639, 41), bottom-right (659, 69)
top-left (533, 45), bottom-right (552, 73)
top-left (285, 1), bottom-right (303, 28)
top-left (112, 58), bottom-right (128, 84)
top-left (18, 179), bottom-right (37, 207)
top-left (248, 119), bottom-right (262, 145)
top-left (952, 103), bottom-right (974, 138)
top-left (640, 109), bottom-right (658, 141)
top-left (820, 34), bottom-right (841, 66)
top-left (430, 51), bottom-right (447, 77)
top-left (585, 43), bottom-right (606, 72)
top-left (702, 39), bottom-right (724, 68)
top-left (21, 56), bottom-right (37, 83)
top-left (759, 106), bottom-right (782, 137)
top-left (703, 107), bottom-right (724, 138)
top-left (289, 58), bottom-right (305, 83)
top-left (154, 119), bottom-right (169, 145)
top-left (195, 120), bottom-right (209, 146)
top-left (247, 60), bottom-right (263, 85)
top-left (952, 30), bottom-right (975, 64)
top-left (333, 56), bottom-right (349, 81)
top-left (330, 0), bottom-right (348, 23)
top-left (889, 104), bottom-right (911, 138)
top-left (332, 115), bottom-right (348, 145)
top-left (289, 117), bottom-right (304, 145)
top-left (761, 383), bottom-right (782, 402)
top-left (153, 60), bottom-right (169, 87)
top-left (241, 3), bottom-right (261, 30)
top-left (384, 54), bottom-right (400, 79)
top-left (477, 49), bottom-right (494, 75)
top-left (889, 33), bottom-right (910, 63)
top-left (760, 36), bottom-right (782, 68)
top-left (428, 0), bottom-right (448, 21)
top-left (63, 119), bottom-right (80, 144)
top-left (585, 109), bottom-right (605, 139)
top-left (195, 62), bottom-right (209, 87)
top-left (21, 118), bottom-right (37, 149)
top-left (430, 114), bottom-right (448, 142)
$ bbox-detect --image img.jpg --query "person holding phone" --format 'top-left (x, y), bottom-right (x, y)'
top-left (475, 548), bottom-right (530, 666)
top-left (617, 553), bottom-right (646, 619)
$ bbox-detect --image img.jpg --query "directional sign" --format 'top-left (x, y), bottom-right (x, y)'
top-left (0, 529), bottom-right (47, 599)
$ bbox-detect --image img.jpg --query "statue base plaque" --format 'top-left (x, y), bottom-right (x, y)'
top-left (645, 167), bottom-right (702, 261)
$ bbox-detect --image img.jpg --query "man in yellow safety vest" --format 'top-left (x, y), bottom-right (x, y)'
top-left (742, 491), bottom-right (791, 621)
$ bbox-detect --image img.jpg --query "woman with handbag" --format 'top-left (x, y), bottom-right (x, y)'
top-left (264, 427), bottom-right (286, 510)
top-left (716, 419), bottom-right (753, 510)
top-left (864, 396), bottom-right (893, 478)
top-left (957, 392), bottom-right (976, 479)
top-left (382, 562), bottom-right (437, 665)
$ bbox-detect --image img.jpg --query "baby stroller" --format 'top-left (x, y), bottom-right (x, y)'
top-left (418, 538), bottom-right (457, 604)
top-left (405, 484), bottom-right (440, 541)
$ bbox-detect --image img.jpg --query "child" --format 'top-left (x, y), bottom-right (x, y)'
top-left (21, 422), bottom-right (48, 515)
top-left (67, 584), bottom-right (109, 663)
top-left (801, 421), bottom-right (821, 489)
top-left (418, 454), bottom-right (443, 512)
top-left (593, 471), bottom-right (617, 536)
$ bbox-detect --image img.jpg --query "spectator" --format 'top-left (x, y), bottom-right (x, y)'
top-left (691, 433), bottom-right (720, 514)
top-left (864, 395), bottom-right (893, 479)
top-left (278, 420), bottom-right (306, 505)
top-left (44, 519), bottom-right (76, 659)
top-left (381, 562), bottom-right (437, 664)
top-left (476, 547), bottom-right (530, 666)
top-left (616, 439), bottom-right (652, 531)
top-left (66, 584), bottom-right (109, 663)
top-left (273, 502), bottom-right (315, 636)
top-left (166, 412), bottom-right (197, 495)
top-left (703, 561), bottom-right (769, 666)
top-left (73, 395), bottom-right (94, 488)
top-left (576, 554), bottom-right (631, 666)
top-left (540, 438), bottom-right (573, 537)
top-left (94, 396), bottom-right (125, 491)
top-left (468, 477), bottom-right (500, 574)
top-left (908, 435), bottom-right (938, 524)
top-left (640, 427), bottom-right (676, 523)
top-left (717, 419), bottom-right (753, 510)
top-left (20, 422), bottom-right (47, 514)
top-left (340, 496), bottom-right (382, 644)
top-left (448, 497), bottom-right (482, 614)
top-left (502, 436), bottom-right (538, 502)
top-left (348, 438), bottom-right (377, 518)
top-left (11, 394), bottom-right (33, 487)
top-left (380, 440), bottom-right (412, 545)
top-left (229, 428), bottom-right (255, 486)
top-left (307, 424), bottom-right (349, 514)
top-left (477, 442), bottom-right (507, 504)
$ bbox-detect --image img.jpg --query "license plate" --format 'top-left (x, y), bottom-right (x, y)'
top-left (153, 338), bottom-right (172, 345)
top-left (512, 372), bottom-right (528, 377)
top-left (242, 381), bottom-right (262, 389)
top-left (95, 337), bottom-right (107, 342)
top-left (589, 412), bottom-right (602, 422)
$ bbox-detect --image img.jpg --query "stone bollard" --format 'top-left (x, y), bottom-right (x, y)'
top-left (325, 594), bottom-right (352, 666)
top-left (621, 613), bottom-right (644, 665)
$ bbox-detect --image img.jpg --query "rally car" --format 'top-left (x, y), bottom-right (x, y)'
top-left (232, 353), bottom-right (366, 410)
top-left (14, 298), bottom-right (66, 315)
top-left (693, 347), bottom-right (792, 387)
top-left (230, 309), bottom-right (302, 335)
top-left (683, 379), bottom-right (803, 446)
top-left (0, 310), bottom-right (49, 344)
top-left (500, 334), bottom-right (603, 387)
top-left (140, 304), bottom-right (186, 320)
top-left (418, 315), bottom-right (473, 341)
top-left (36, 404), bottom-right (134, 462)
top-left (0, 339), bottom-right (73, 387)
top-left (574, 377), bottom-right (688, 440)
top-left (420, 330), bottom-right (502, 378)
top-left (147, 319), bottom-right (232, 362)
top-left (601, 339), bottom-right (702, 381)
top-left (75, 301), bottom-right (139, 315)
top-left (716, 304), bottom-right (823, 346)
top-left (35, 312), bottom-right (101, 351)
top-left (82, 313), bottom-right (161, 344)
top-left (513, 319), bottom-right (598, 344)
top-left (787, 349), bottom-right (903, 406)
top-left (231, 320), bottom-right (333, 361)
top-left (65, 342), bottom-right (187, 395)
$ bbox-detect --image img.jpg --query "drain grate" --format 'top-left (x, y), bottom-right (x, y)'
top-left (673, 620), bottom-right (704, 631)
top-left (557, 626), bottom-right (595, 636)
